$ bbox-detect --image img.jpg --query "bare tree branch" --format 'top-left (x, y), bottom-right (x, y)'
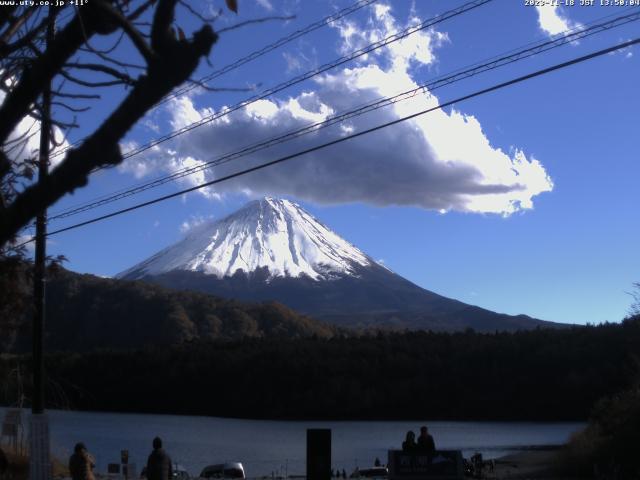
top-left (52, 90), bottom-right (101, 100)
top-left (0, 0), bottom-right (218, 247)
top-left (217, 15), bottom-right (295, 34)
top-left (65, 62), bottom-right (136, 85)
top-left (93, 0), bottom-right (156, 64)
top-left (0, 8), bottom-right (36, 46)
top-left (0, 13), bottom-right (49, 58)
top-left (0, 10), bottom-right (100, 144)
top-left (0, 6), bottom-right (18, 33)
top-left (127, 0), bottom-right (156, 23)
top-left (51, 102), bottom-right (95, 114)
top-left (2, 118), bottom-right (38, 147)
top-left (178, 0), bottom-right (220, 23)
top-left (77, 46), bottom-right (146, 70)
top-left (59, 68), bottom-right (133, 88)
top-left (77, 30), bottom-right (125, 56)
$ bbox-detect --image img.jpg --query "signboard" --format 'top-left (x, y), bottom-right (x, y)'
top-left (3, 410), bottom-right (21, 424)
top-left (1, 424), bottom-right (17, 436)
top-left (2, 410), bottom-right (22, 436)
top-left (307, 429), bottom-right (331, 480)
top-left (387, 450), bottom-right (464, 480)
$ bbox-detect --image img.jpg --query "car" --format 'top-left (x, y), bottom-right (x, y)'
top-left (199, 462), bottom-right (245, 480)
top-left (173, 464), bottom-right (190, 480)
top-left (350, 467), bottom-right (388, 479)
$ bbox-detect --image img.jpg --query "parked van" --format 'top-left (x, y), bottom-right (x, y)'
top-left (200, 463), bottom-right (245, 480)
top-left (350, 467), bottom-right (388, 479)
top-left (173, 464), bottom-right (190, 480)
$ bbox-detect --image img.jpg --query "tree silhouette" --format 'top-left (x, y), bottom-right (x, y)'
top-left (0, 0), bottom-right (224, 249)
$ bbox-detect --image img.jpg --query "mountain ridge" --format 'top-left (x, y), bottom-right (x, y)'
top-left (119, 197), bottom-right (565, 332)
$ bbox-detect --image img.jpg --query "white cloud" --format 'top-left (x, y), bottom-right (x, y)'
top-left (119, 144), bottom-right (221, 200)
top-left (180, 214), bottom-right (215, 233)
top-left (13, 234), bottom-right (36, 255)
top-left (11, 233), bottom-right (57, 256)
top-left (255, 0), bottom-right (273, 12)
top-left (169, 96), bottom-right (213, 130)
top-left (124, 2), bottom-right (552, 216)
top-left (282, 52), bottom-right (303, 73)
top-left (0, 88), bottom-right (69, 170)
top-left (535, 5), bottom-right (582, 38)
top-left (608, 38), bottom-right (635, 59)
top-left (142, 118), bottom-right (161, 133)
top-left (282, 48), bottom-right (317, 73)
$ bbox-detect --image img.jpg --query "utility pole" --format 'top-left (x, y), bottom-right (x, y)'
top-left (30, 8), bottom-right (54, 480)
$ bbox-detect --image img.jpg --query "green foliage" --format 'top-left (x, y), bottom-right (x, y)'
top-left (628, 283), bottom-right (640, 318)
top-left (0, 255), bottom-right (66, 351)
top-left (0, 257), bottom-right (31, 351)
top-left (0, 265), bottom-right (337, 351)
top-left (560, 385), bottom-right (640, 477)
top-left (1, 320), bottom-right (639, 421)
top-left (589, 387), bottom-right (640, 474)
top-left (557, 317), bottom-right (640, 478)
top-left (2, 263), bottom-right (639, 423)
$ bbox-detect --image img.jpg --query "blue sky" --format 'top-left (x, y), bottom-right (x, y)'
top-left (19, 0), bottom-right (640, 325)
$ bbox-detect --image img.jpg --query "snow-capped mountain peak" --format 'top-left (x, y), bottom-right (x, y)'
top-left (117, 197), bottom-right (372, 281)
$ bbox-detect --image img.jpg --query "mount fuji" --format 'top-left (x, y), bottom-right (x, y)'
top-left (118, 198), bottom-right (559, 332)
top-left (119, 197), bottom-right (373, 282)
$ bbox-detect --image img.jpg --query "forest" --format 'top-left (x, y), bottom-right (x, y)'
top-left (1, 316), bottom-right (639, 421)
top-left (0, 263), bottom-right (337, 352)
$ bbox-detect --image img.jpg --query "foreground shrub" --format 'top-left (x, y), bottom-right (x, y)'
top-left (559, 385), bottom-right (640, 478)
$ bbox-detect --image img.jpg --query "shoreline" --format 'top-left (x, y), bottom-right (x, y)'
top-left (5, 448), bottom-right (592, 480)
top-left (0, 404), bottom-right (589, 424)
top-left (487, 448), bottom-right (588, 480)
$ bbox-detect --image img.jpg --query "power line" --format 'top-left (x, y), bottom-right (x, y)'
top-left (160, 0), bottom-right (380, 105)
top-left (52, 0), bottom-right (494, 162)
top-left (47, 8), bottom-right (639, 220)
top-left (53, 0), bottom-right (380, 155)
top-left (121, 0), bottom-right (492, 160)
top-left (47, 9), bottom-right (640, 221)
top-left (18, 36), bottom-right (637, 246)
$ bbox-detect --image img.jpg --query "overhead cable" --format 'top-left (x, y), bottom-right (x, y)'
top-left (47, 9), bottom-right (640, 221)
top-left (52, 0), bottom-right (494, 161)
top-left (17, 36), bottom-right (637, 246)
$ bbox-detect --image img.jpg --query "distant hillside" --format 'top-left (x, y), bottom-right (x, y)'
top-left (1, 264), bottom-right (337, 352)
top-left (147, 266), bottom-right (561, 332)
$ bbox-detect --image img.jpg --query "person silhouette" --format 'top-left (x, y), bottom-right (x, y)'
top-left (0, 446), bottom-right (8, 476)
top-left (402, 431), bottom-right (417, 452)
top-left (146, 437), bottom-right (173, 480)
top-left (417, 426), bottom-right (435, 453)
top-left (69, 442), bottom-right (95, 480)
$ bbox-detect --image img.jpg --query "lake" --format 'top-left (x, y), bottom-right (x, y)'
top-left (0, 408), bottom-right (584, 477)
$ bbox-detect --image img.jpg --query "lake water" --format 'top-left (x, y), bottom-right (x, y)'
top-left (1, 408), bottom-right (584, 478)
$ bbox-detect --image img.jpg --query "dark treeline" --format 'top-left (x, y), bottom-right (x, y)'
top-left (2, 317), bottom-right (639, 421)
top-left (1, 265), bottom-right (337, 352)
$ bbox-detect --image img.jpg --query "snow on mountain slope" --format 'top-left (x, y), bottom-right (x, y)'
top-left (117, 198), bottom-right (373, 281)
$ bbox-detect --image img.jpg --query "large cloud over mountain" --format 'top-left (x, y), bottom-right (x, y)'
top-left (121, 3), bottom-right (553, 215)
